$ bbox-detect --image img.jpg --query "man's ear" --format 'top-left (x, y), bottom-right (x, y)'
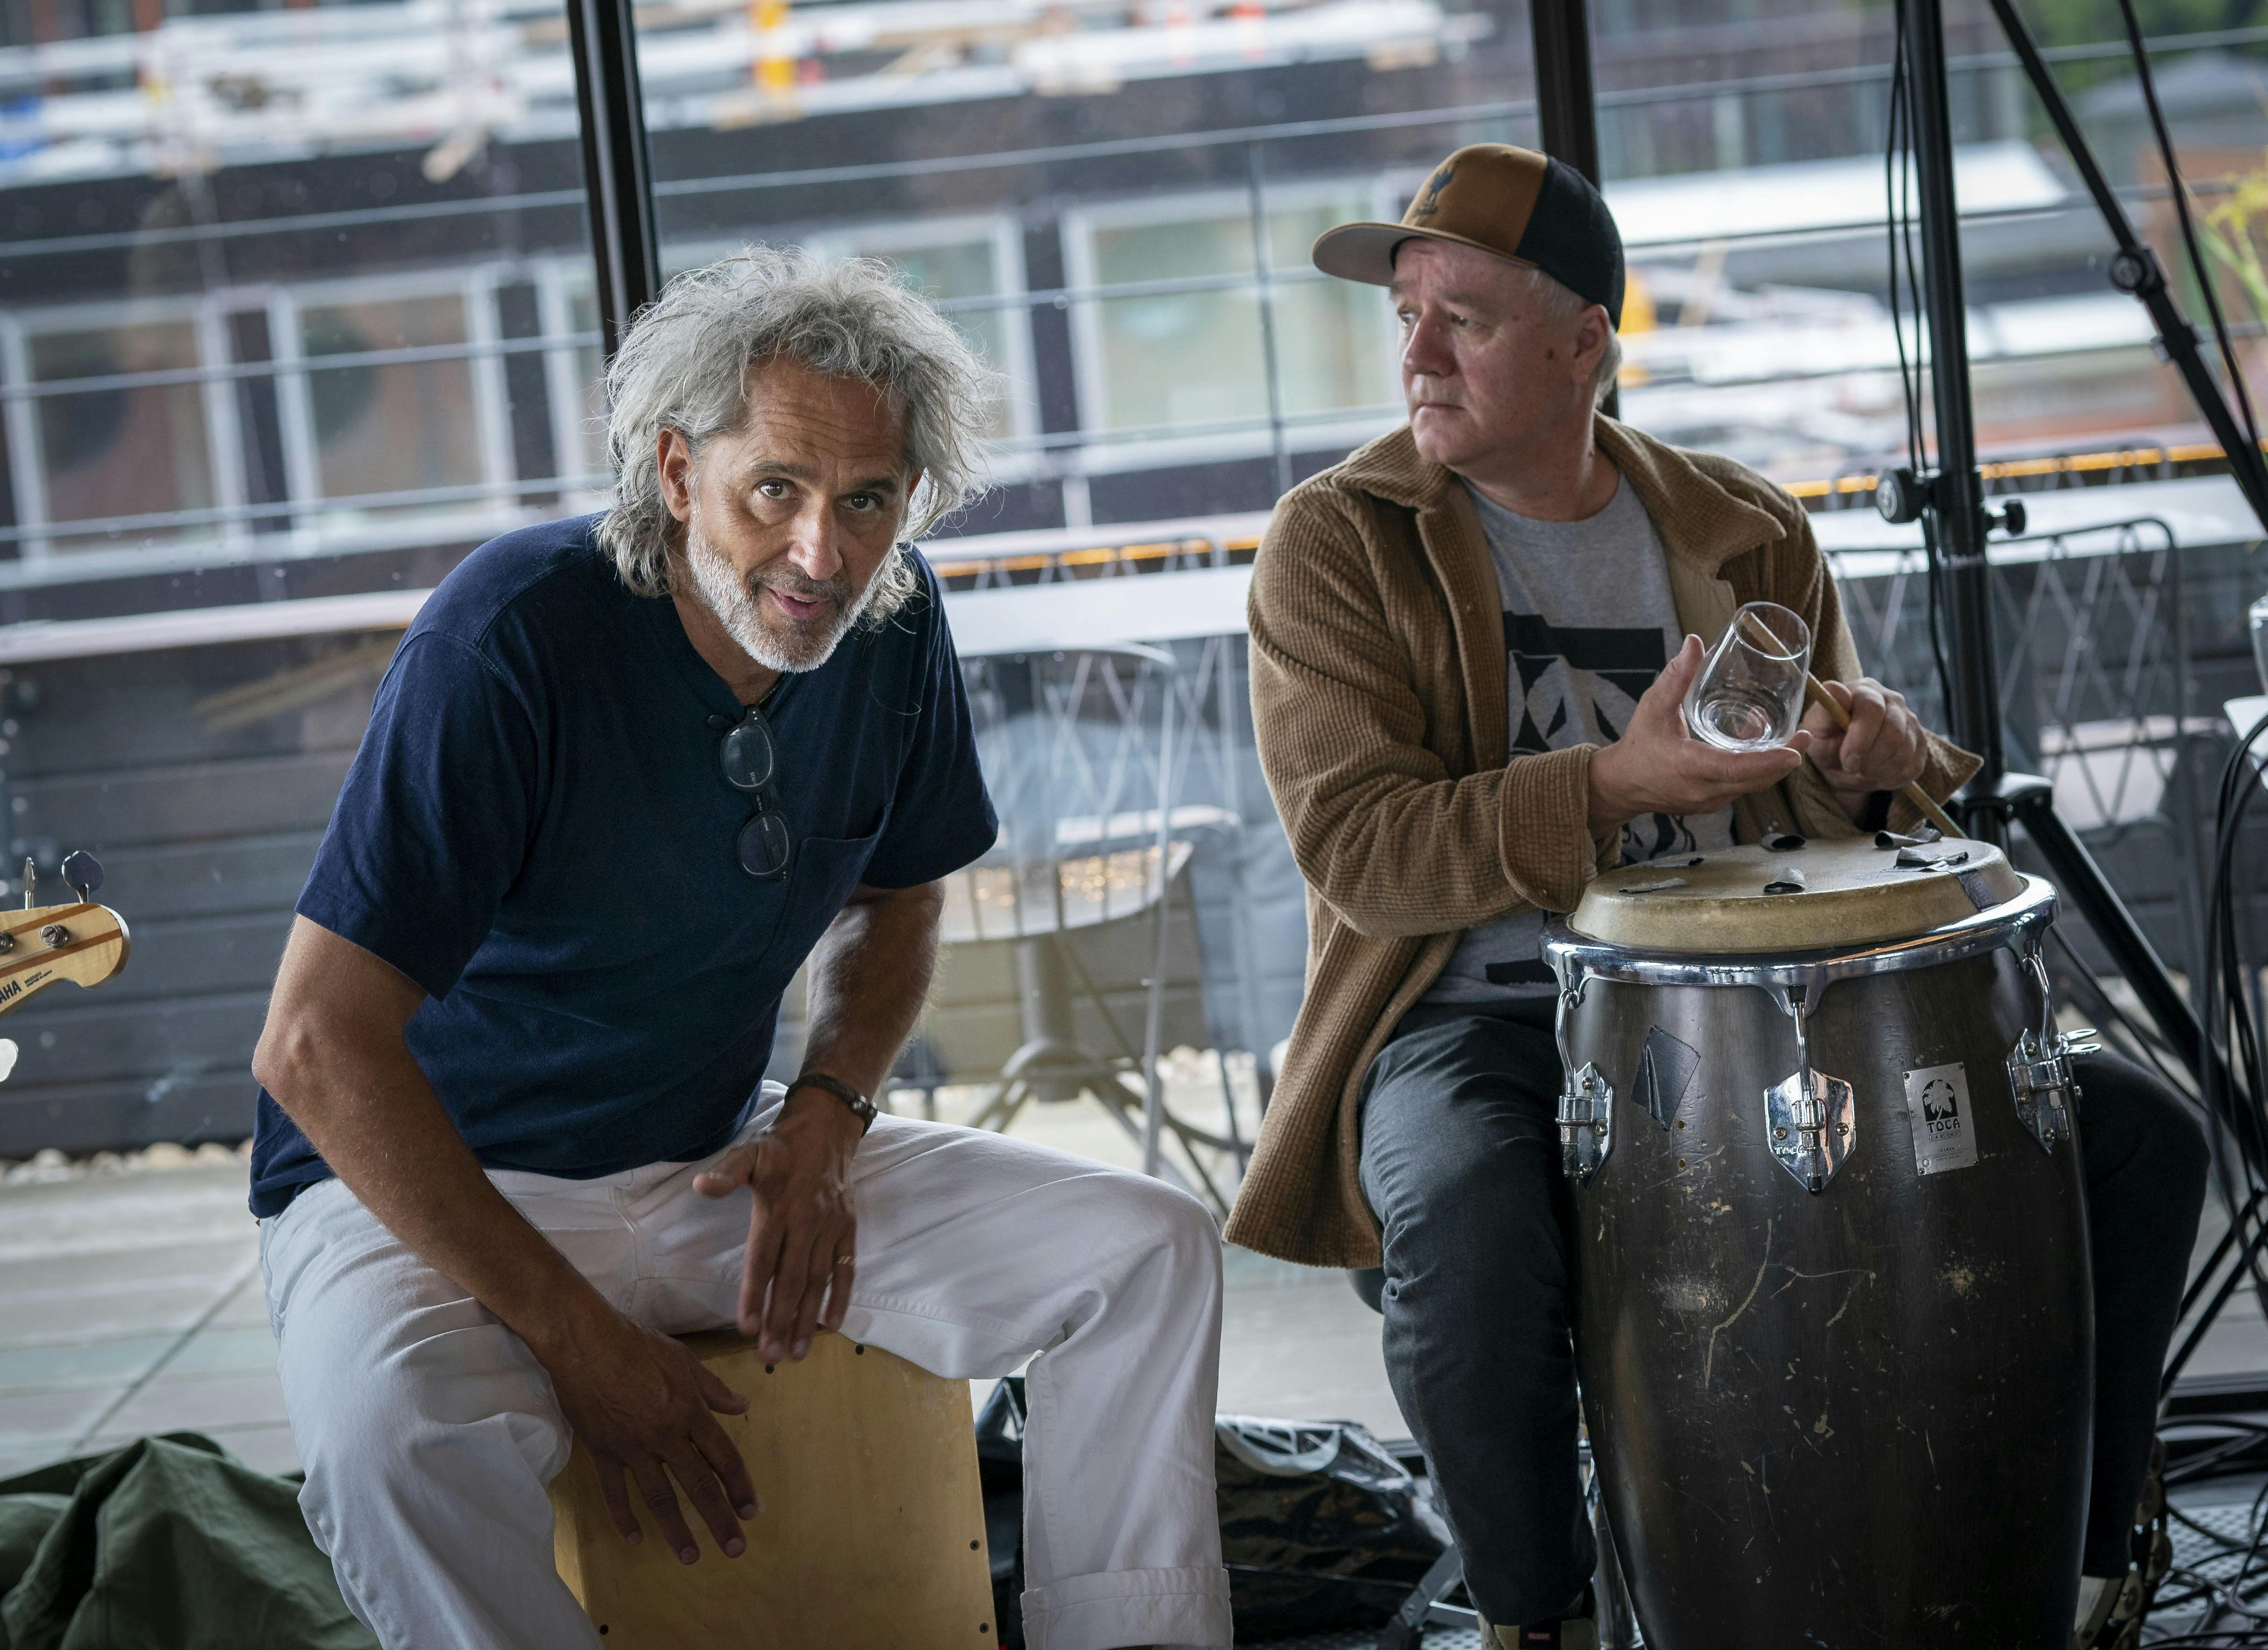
top-left (657, 428), bottom-right (695, 525)
top-left (1574, 305), bottom-right (1612, 387)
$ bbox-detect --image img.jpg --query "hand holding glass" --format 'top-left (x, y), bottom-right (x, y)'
top-left (1683, 602), bottom-right (1813, 753)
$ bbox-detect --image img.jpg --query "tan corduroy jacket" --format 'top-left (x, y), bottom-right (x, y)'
top-left (1222, 415), bottom-right (1981, 1268)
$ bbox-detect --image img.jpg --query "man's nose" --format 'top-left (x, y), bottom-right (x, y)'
top-left (785, 501), bottom-right (846, 582)
top-left (1401, 311), bottom-right (1452, 377)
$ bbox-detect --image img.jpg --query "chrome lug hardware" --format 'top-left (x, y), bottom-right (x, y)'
top-left (1765, 1066), bottom-right (1856, 1193)
top-left (1550, 970), bottom-right (1612, 1183)
top-left (2005, 1026), bottom-right (2095, 1154)
top-left (2007, 947), bottom-right (2097, 1154)
top-left (1557, 1062), bottom-right (1614, 1183)
top-left (1761, 982), bottom-right (1855, 1193)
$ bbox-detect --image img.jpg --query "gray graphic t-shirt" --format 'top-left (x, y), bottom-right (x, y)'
top-left (1418, 474), bottom-right (1736, 1006)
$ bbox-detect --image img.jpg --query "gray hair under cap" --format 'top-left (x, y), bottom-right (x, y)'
top-left (596, 246), bottom-right (998, 602)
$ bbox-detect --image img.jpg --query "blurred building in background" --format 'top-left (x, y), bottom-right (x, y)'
top-left (0, 0), bottom-right (2263, 1176)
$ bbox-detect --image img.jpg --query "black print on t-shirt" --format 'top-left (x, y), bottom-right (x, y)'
top-left (1501, 608), bottom-right (1698, 864)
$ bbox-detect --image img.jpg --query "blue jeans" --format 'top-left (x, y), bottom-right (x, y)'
top-left (1356, 1000), bottom-right (2207, 1625)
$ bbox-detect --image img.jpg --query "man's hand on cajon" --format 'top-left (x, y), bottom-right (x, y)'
top-left (695, 1082), bottom-right (862, 1362)
top-left (532, 1302), bottom-right (762, 1566)
top-left (255, 918), bottom-right (763, 1572)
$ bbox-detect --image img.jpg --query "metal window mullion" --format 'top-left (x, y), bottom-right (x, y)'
top-left (465, 266), bottom-right (517, 514)
top-left (536, 263), bottom-right (596, 501)
top-left (268, 289), bottom-right (319, 534)
top-left (990, 215), bottom-right (1040, 458)
top-left (196, 298), bottom-right (250, 560)
top-left (566, 0), bottom-right (661, 359)
top-left (0, 318), bottom-right (50, 564)
top-left (1527, 0), bottom-right (1614, 418)
top-left (1245, 142), bottom-right (1292, 499)
top-left (1058, 210), bottom-right (1105, 528)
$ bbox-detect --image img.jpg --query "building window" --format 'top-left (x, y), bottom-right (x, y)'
top-left (23, 314), bottom-right (215, 550)
top-left (1066, 184), bottom-right (1397, 462)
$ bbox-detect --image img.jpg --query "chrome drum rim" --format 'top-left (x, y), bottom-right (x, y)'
top-left (1542, 873), bottom-right (2058, 994)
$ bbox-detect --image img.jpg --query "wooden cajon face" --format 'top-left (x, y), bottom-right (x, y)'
top-left (549, 1331), bottom-right (998, 1648)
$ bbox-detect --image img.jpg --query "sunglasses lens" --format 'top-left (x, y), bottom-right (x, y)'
top-left (720, 718), bottom-right (776, 790)
top-left (737, 811), bottom-right (792, 879)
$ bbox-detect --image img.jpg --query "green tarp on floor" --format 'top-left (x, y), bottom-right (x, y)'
top-left (0, 1433), bottom-right (373, 1650)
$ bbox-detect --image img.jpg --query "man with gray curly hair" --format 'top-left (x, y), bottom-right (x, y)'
top-left (249, 248), bottom-right (1233, 1650)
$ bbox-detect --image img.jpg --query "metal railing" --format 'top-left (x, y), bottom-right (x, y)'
top-left (1826, 518), bottom-right (2247, 1029)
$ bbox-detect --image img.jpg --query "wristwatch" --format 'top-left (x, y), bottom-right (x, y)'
top-left (789, 1071), bottom-right (877, 1135)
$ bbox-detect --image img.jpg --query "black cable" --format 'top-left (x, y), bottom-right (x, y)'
top-left (2195, 718), bottom-right (2268, 1326)
top-left (1885, 17), bottom-right (1926, 469)
top-left (2203, 722), bottom-right (2268, 1159)
top-left (2115, 0), bottom-right (2265, 463)
top-left (1885, 0), bottom-right (1957, 721)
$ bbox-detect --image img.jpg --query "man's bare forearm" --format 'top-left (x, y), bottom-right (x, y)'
top-left (253, 918), bottom-right (614, 1360)
top-left (795, 880), bottom-right (944, 1101)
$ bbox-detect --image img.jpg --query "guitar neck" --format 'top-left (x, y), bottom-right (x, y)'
top-left (0, 901), bottom-right (130, 1011)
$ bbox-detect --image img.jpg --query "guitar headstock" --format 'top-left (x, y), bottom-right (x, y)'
top-left (0, 899), bottom-right (130, 1018)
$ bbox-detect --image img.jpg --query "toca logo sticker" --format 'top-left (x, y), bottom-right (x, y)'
top-left (1903, 1062), bottom-right (1978, 1175)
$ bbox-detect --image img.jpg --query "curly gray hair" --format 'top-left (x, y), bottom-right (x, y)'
top-left (596, 246), bottom-right (998, 606)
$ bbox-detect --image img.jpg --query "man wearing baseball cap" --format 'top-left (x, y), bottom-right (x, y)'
top-left (1222, 144), bottom-right (2205, 1648)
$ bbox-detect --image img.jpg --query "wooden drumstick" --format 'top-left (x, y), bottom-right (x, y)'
top-left (1802, 673), bottom-right (1963, 840)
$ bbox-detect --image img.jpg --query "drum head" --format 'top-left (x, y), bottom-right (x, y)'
top-left (1566, 836), bottom-right (2023, 954)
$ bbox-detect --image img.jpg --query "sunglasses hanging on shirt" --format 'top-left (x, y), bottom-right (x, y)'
top-left (711, 708), bottom-right (793, 880)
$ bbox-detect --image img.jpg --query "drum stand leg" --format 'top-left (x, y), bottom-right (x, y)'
top-left (1372, 1448), bottom-right (1644, 1649)
top-left (1591, 1480), bottom-right (1643, 1648)
top-left (1585, 1438), bottom-right (1644, 1649)
top-left (1374, 1546), bottom-right (1471, 1650)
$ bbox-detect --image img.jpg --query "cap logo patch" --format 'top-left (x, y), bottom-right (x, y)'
top-left (1411, 166), bottom-right (1454, 220)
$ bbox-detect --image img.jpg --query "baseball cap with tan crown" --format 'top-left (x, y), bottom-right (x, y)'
top-left (1312, 143), bottom-right (1626, 329)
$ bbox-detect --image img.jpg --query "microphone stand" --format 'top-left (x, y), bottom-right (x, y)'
top-left (1900, 0), bottom-right (2262, 1391)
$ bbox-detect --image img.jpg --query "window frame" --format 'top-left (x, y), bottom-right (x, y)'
top-left (1059, 172), bottom-right (1407, 479)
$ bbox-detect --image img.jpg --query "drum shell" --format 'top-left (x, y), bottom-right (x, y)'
top-left (1567, 946), bottom-right (2092, 1650)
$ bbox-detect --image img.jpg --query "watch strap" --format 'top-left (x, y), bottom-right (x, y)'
top-left (789, 1071), bottom-right (877, 1135)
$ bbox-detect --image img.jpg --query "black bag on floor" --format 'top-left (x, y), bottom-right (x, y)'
top-left (976, 1392), bottom-right (1449, 1646)
top-left (1215, 1415), bottom-right (1451, 1642)
top-left (975, 1379), bottom-right (1031, 1650)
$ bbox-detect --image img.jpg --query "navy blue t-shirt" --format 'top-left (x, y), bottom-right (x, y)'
top-left (248, 516), bottom-right (997, 1217)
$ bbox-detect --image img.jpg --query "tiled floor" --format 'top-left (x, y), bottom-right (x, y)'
top-left (0, 1087), bottom-right (1407, 1481)
top-left (0, 1160), bottom-right (292, 1477)
top-left (0, 1076), bottom-right (2257, 1497)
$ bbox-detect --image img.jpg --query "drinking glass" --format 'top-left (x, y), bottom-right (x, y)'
top-left (1683, 601), bottom-right (1813, 753)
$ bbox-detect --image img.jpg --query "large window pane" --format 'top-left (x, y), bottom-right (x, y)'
top-left (632, 0), bottom-right (1513, 530)
top-left (26, 317), bottom-right (215, 545)
top-left (801, 222), bottom-right (1028, 442)
top-left (0, 0), bottom-right (597, 1480)
top-left (300, 290), bottom-right (485, 519)
top-left (1075, 189), bottom-right (1393, 438)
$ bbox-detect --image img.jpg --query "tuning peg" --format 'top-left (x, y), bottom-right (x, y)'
top-left (61, 850), bottom-right (101, 903)
top-left (20, 857), bottom-right (31, 912)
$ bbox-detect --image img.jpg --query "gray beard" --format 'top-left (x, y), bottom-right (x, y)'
top-left (683, 512), bottom-right (872, 674)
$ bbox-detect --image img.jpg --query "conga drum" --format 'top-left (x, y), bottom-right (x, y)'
top-left (1542, 836), bottom-right (2098, 1650)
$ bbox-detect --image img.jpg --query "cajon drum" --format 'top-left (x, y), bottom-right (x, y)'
top-left (550, 1331), bottom-right (998, 1647)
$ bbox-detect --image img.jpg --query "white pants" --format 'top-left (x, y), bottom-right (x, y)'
top-left (260, 1089), bottom-right (1233, 1650)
